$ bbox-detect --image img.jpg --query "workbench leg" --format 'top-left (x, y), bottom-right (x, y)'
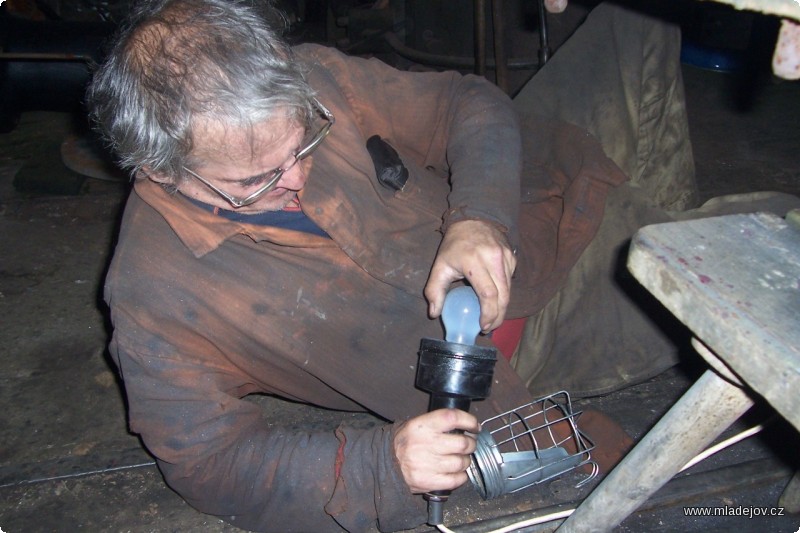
top-left (557, 369), bottom-right (754, 533)
top-left (779, 470), bottom-right (800, 514)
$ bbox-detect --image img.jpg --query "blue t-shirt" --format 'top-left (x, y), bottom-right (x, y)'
top-left (185, 195), bottom-right (329, 238)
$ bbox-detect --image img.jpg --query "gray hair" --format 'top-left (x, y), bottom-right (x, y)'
top-left (87, 0), bottom-right (316, 183)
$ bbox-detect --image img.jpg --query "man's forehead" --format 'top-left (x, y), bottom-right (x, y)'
top-left (191, 115), bottom-right (301, 162)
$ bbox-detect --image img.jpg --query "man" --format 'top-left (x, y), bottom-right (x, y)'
top-left (87, 0), bottom-right (712, 531)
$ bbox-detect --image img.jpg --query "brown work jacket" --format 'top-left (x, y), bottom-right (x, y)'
top-left (106, 43), bottom-right (625, 532)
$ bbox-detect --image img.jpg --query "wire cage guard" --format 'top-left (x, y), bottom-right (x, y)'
top-left (467, 391), bottom-right (598, 500)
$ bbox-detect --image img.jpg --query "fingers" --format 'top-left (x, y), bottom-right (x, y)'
top-left (468, 245), bottom-right (516, 331)
top-left (428, 406), bottom-right (481, 435)
top-left (544, 0), bottom-right (567, 14)
top-left (393, 409), bottom-right (480, 494)
top-left (424, 220), bottom-right (516, 332)
top-left (424, 261), bottom-right (461, 322)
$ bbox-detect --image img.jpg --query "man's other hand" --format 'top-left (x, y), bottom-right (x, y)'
top-left (393, 409), bottom-right (480, 494)
top-left (425, 219), bottom-right (516, 332)
top-left (545, 0), bottom-right (567, 13)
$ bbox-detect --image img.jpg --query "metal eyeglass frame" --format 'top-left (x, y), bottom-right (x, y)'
top-left (182, 98), bottom-right (335, 208)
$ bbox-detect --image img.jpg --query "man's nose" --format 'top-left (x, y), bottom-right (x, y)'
top-left (278, 157), bottom-right (311, 191)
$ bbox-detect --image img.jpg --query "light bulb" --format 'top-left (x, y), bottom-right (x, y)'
top-left (441, 286), bottom-right (481, 345)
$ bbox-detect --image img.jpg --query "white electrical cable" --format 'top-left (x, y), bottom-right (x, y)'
top-left (436, 508), bottom-right (575, 533)
top-left (436, 509), bottom-right (576, 533)
top-left (679, 419), bottom-right (770, 473)
top-left (436, 420), bottom-right (770, 533)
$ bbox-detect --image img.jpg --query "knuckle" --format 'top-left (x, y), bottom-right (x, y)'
top-left (479, 284), bottom-right (499, 300)
top-left (446, 455), bottom-right (468, 475)
top-left (422, 285), bottom-right (435, 300)
top-left (462, 435), bottom-right (477, 454)
top-left (458, 436), bottom-right (469, 453)
top-left (462, 455), bottom-right (473, 471)
top-left (449, 472), bottom-right (468, 490)
top-left (441, 408), bottom-right (460, 426)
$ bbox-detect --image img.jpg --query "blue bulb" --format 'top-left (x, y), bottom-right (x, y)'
top-left (441, 286), bottom-right (482, 345)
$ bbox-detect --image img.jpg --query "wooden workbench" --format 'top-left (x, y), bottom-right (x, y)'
top-left (557, 211), bottom-right (800, 532)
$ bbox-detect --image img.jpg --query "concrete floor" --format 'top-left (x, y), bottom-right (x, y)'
top-left (2, 13), bottom-right (800, 533)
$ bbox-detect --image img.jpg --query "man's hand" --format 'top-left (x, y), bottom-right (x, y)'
top-left (393, 409), bottom-right (480, 494)
top-left (425, 219), bottom-right (516, 332)
top-left (545, 0), bottom-right (567, 14)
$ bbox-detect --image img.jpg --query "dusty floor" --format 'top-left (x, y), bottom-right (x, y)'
top-left (2, 7), bottom-right (800, 533)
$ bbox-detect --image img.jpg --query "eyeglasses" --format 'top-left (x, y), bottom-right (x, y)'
top-left (182, 98), bottom-right (335, 208)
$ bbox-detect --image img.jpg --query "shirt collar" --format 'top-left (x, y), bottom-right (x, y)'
top-left (134, 180), bottom-right (332, 258)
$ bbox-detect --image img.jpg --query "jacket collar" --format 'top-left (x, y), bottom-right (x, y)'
top-left (134, 180), bottom-right (332, 258)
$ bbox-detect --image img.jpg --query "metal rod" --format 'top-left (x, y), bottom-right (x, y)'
top-left (0, 461), bottom-right (156, 489)
top-left (537, 0), bottom-right (551, 66)
top-left (474, 0), bottom-right (487, 76)
top-left (0, 52), bottom-right (93, 63)
top-left (491, 0), bottom-right (508, 92)
top-left (557, 369), bottom-right (755, 532)
top-left (383, 32), bottom-right (539, 71)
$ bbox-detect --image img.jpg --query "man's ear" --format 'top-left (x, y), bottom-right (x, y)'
top-left (138, 166), bottom-right (172, 185)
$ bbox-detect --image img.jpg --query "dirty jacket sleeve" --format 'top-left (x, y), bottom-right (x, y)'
top-left (108, 307), bottom-right (424, 533)
top-left (297, 43), bottom-right (522, 257)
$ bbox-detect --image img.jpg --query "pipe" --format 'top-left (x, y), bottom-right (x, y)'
top-left (491, 0), bottom-right (508, 92)
top-left (0, 53), bottom-right (94, 63)
top-left (537, 0), bottom-right (552, 66)
top-left (384, 32), bottom-right (540, 71)
top-left (474, 0), bottom-right (487, 77)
